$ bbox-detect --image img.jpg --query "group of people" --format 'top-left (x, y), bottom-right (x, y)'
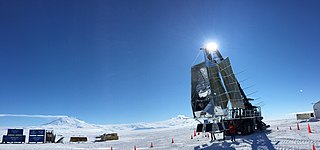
top-left (207, 121), bottom-right (237, 142)
top-left (209, 121), bottom-right (236, 142)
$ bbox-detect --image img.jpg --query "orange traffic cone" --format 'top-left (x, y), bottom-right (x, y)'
top-left (297, 123), bottom-right (300, 130)
top-left (313, 144), bottom-right (316, 150)
top-left (150, 142), bottom-right (153, 148)
top-left (134, 145), bottom-right (136, 150)
top-left (171, 138), bottom-right (174, 143)
top-left (194, 130), bottom-right (196, 136)
top-left (308, 124), bottom-right (312, 133)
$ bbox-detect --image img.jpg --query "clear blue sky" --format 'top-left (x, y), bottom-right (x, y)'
top-left (0, 0), bottom-right (319, 126)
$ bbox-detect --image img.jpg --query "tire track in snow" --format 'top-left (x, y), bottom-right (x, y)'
top-left (269, 128), bottom-right (319, 150)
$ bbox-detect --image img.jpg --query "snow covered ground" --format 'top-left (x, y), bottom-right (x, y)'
top-left (0, 116), bottom-right (319, 150)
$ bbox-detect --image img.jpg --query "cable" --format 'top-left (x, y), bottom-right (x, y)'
top-left (191, 50), bottom-right (202, 66)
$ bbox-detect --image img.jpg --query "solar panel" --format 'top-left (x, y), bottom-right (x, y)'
top-left (218, 57), bottom-right (244, 109)
top-left (196, 124), bottom-right (204, 132)
top-left (205, 123), bottom-right (213, 132)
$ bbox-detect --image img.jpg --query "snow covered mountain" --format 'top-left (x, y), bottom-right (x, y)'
top-left (165, 115), bottom-right (198, 126)
top-left (42, 117), bottom-right (100, 129)
top-left (40, 115), bottom-right (197, 132)
top-left (99, 115), bottom-right (198, 131)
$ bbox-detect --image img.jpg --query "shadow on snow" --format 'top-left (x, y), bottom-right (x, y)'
top-left (194, 130), bottom-right (275, 150)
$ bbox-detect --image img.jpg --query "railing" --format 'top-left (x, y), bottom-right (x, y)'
top-left (228, 107), bottom-right (261, 119)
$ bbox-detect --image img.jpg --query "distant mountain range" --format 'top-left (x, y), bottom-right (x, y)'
top-left (40, 115), bottom-right (197, 132)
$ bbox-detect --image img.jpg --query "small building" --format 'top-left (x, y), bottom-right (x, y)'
top-left (95, 133), bottom-right (119, 142)
top-left (2, 129), bottom-right (26, 143)
top-left (45, 130), bottom-right (56, 143)
top-left (294, 111), bottom-right (314, 120)
top-left (70, 137), bottom-right (87, 142)
top-left (313, 101), bottom-right (320, 119)
top-left (28, 129), bottom-right (45, 143)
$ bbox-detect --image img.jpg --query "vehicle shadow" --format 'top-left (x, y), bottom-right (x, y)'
top-left (241, 130), bottom-right (275, 150)
top-left (194, 141), bottom-right (239, 150)
top-left (194, 130), bottom-right (275, 150)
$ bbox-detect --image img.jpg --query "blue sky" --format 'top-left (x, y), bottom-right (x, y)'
top-left (0, 0), bottom-right (319, 126)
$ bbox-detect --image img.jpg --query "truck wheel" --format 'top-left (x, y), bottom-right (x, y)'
top-left (241, 121), bottom-right (251, 135)
top-left (250, 121), bottom-right (255, 133)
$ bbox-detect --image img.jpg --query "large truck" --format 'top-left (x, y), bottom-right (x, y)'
top-left (191, 43), bottom-right (269, 137)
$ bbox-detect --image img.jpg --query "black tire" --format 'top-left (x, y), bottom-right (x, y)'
top-left (250, 120), bottom-right (255, 133)
top-left (256, 120), bottom-right (267, 131)
top-left (241, 121), bottom-right (251, 135)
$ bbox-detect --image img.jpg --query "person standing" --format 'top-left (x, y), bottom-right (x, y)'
top-left (229, 121), bottom-right (236, 142)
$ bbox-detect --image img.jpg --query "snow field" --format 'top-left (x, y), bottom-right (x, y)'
top-left (0, 117), bottom-right (320, 149)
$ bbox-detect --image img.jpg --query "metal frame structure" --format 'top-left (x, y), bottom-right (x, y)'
top-left (191, 44), bottom-right (269, 139)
